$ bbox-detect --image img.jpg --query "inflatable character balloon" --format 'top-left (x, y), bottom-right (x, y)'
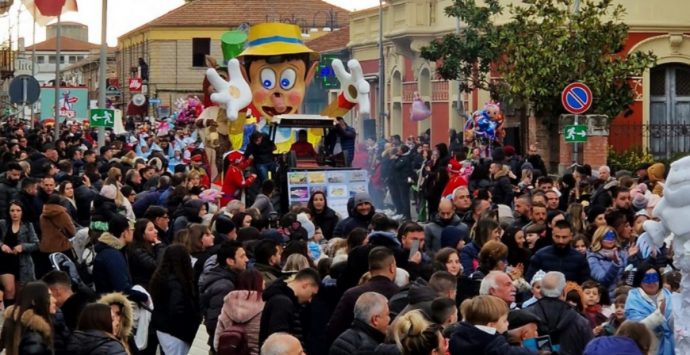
top-left (484, 101), bottom-right (505, 143)
top-left (198, 23), bottom-right (369, 152)
top-left (642, 156), bottom-right (690, 353)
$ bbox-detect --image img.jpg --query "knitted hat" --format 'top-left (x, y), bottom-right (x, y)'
top-left (587, 205), bottom-right (607, 224)
top-left (521, 162), bottom-right (534, 172)
top-left (441, 226), bottom-right (468, 248)
top-left (354, 192), bottom-right (373, 207)
top-left (631, 192), bottom-right (649, 210)
top-left (296, 213), bottom-right (315, 240)
top-left (100, 185), bottom-right (118, 200)
top-left (502, 145), bottom-right (516, 157)
top-left (530, 269), bottom-right (546, 286)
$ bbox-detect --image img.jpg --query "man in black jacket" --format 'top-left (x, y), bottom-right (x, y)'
top-left (525, 219), bottom-right (590, 284)
top-left (326, 247), bottom-right (399, 345)
top-left (329, 292), bottom-right (389, 355)
top-left (259, 268), bottom-right (321, 346)
top-left (198, 240), bottom-right (248, 351)
top-left (0, 162), bottom-right (22, 217)
top-left (392, 145), bottom-right (414, 219)
top-left (525, 271), bottom-right (593, 355)
top-left (489, 162), bottom-right (514, 206)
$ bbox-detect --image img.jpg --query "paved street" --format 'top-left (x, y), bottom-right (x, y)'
top-left (190, 326), bottom-right (211, 355)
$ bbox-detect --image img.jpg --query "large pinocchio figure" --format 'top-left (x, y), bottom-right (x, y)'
top-left (198, 22), bottom-right (370, 158)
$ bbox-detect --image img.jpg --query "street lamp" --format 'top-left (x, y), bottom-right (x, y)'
top-left (378, 0), bottom-right (385, 139)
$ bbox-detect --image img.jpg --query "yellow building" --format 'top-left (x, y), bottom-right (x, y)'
top-left (117, 0), bottom-right (350, 117)
top-left (349, 0), bottom-right (690, 162)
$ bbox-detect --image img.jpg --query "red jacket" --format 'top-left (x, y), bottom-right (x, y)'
top-left (221, 157), bottom-right (256, 205)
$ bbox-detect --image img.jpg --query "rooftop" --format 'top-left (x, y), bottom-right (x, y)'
top-left (119, 0), bottom-right (350, 39)
top-left (306, 26), bottom-right (349, 53)
top-left (26, 37), bottom-right (100, 52)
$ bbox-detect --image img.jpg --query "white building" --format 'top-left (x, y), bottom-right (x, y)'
top-left (25, 22), bottom-right (99, 85)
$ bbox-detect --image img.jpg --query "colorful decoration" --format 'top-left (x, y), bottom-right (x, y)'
top-left (173, 96), bottom-right (204, 126)
top-left (198, 22), bottom-right (370, 176)
top-left (410, 92), bottom-right (431, 121)
top-left (463, 101), bottom-right (506, 156)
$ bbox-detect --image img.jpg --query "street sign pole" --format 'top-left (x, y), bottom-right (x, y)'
top-left (22, 77), bottom-right (27, 122)
top-left (53, 14), bottom-right (62, 141)
top-left (97, 0), bottom-right (108, 149)
top-left (573, 114), bottom-right (579, 164)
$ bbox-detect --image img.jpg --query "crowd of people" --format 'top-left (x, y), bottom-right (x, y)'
top-left (0, 115), bottom-right (681, 355)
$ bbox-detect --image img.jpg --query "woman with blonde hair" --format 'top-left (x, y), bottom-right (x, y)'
top-left (282, 254), bottom-right (310, 275)
top-left (588, 226), bottom-right (627, 301)
top-left (390, 309), bottom-right (446, 355)
top-left (450, 295), bottom-right (532, 355)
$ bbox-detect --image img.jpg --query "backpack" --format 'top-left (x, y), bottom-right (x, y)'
top-left (217, 324), bottom-right (250, 355)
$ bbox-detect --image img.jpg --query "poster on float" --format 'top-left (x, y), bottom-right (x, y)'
top-left (287, 169), bottom-right (369, 218)
top-left (39, 87), bottom-right (89, 122)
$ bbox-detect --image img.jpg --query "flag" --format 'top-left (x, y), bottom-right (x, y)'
top-left (21, 0), bottom-right (78, 26)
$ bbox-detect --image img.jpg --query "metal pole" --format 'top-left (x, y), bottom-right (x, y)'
top-left (378, 0), bottom-right (385, 139)
top-left (455, 17), bottom-right (466, 121)
top-left (573, 114), bottom-right (579, 164)
top-left (53, 14), bottom-right (61, 141)
top-left (30, 7), bottom-right (36, 128)
top-left (97, 0), bottom-right (107, 149)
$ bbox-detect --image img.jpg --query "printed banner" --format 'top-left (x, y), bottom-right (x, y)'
top-left (287, 169), bottom-right (369, 218)
top-left (40, 87), bottom-right (88, 122)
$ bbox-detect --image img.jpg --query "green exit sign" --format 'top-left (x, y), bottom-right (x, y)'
top-left (564, 124), bottom-right (587, 143)
top-left (90, 108), bottom-right (115, 128)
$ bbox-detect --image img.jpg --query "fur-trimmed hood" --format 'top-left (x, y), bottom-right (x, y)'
top-left (97, 232), bottom-right (126, 250)
top-left (3, 305), bottom-right (53, 354)
top-left (97, 292), bottom-right (134, 340)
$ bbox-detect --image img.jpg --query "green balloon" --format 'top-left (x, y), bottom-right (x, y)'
top-left (221, 31), bottom-right (247, 62)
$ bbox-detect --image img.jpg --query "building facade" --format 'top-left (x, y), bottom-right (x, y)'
top-left (349, 0), bottom-right (690, 162)
top-left (117, 0), bottom-right (350, 118)
top-left (61, 48), bottom-right (119, 103)
top-left (25, 22), bottom-right (100, 85)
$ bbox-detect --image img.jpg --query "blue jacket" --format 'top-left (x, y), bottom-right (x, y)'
top-left (93, 233), bottom-right (148, 303)
top-left (132, 187), bottom-right (164, 218)
top-left (625, 287), bottom-right (674, 355)
top-left (525, 245), bottom-right (590, 284)
top-left (587, 250), bottom-right (626, 300)
top-left (461, 241), bottom-right (480, 276)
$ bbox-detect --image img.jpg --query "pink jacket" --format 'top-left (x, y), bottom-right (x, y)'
top-left (214, 290), bottom-right (265, 354)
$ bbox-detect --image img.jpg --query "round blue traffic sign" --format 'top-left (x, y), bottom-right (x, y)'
top-left (561, 82), bottom-right (593, 114)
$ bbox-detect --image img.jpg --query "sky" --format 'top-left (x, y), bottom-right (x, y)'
top-left (5, 0), bottom-right (380, 47)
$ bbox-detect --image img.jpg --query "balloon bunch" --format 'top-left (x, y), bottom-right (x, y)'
top-left (173, 96), bottom-right (204, 126)
top-left (463, 101), bottom-right (506, 148)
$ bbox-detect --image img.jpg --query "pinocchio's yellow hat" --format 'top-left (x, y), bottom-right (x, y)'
top-left (239, 23), bottom-right (319, 60)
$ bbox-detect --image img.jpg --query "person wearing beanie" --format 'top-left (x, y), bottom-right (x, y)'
top-left (334, 193), bottom-right (375, 239)
top-left (297, 212), bottom-right (321, 261)
top-left (424, 199), bottom-right (469, 255)
top-left (647, 163), bottom-right (665, 196)
top-left (440, 226), bottom-right (469, 250)
top-left (92, 214), bottom-right (148, 303)
top-left (521, 269), bottom-right (546, 308)
top-left (503, 145), bottom-right (522, 179)
top-left (213, 214), bottom-right (237, 244)
top-left (586, 203), bottom-right (605, 222)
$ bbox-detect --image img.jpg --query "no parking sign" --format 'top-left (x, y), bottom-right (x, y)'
top-left (561, 82), bottom-right (593, 114)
